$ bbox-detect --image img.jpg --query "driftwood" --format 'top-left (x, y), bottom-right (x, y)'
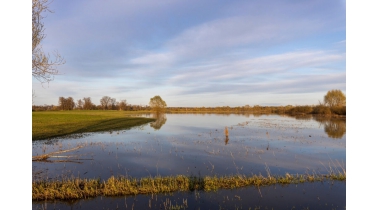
top-left (32, 145), bottom-right (92, 163)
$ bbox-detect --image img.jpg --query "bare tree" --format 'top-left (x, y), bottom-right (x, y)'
top-left (32, 0), bottom-right (65, 83)
top-left (58, 97), bottom-right (65, 110)
top-left (58, 97), bottom-right (75, 110)
top-left (67, 97), bottom-right (75, 110)
top-left (118, 100), bottom-right (128, 111)
top-left (76, 99), bottom-right (83, 110)
top-left (83, 97), bottom-right (93, 110)
top-left (100, 96), bottom-right (116, 110)
top-left (109, 98), bottom-right (116, 110)
top-left (100, 96), bottom-right (111, 110)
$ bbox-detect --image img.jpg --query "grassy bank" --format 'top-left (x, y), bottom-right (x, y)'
top-left (33, 172), bottom-right (346, 201)
top-left (32, 110), bottom-right (155, 140)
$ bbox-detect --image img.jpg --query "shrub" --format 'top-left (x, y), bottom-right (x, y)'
top-left (287, 106), bottom-right (313, 115)
top-left (331, 106), bottom-right (346, 115)
top-left (312, 105), bottom-right (331, 115)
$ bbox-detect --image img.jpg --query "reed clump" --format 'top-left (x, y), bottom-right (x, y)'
top-left (33, 172), bottom-right (346, 201)
top-left (224, 126), bottom-right (229, 137)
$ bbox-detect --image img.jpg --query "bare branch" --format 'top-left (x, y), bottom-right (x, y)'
top-left (32, 0), bottom-right (65, 84)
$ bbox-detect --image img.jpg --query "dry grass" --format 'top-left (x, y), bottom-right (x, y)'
top-left (33, 172), bottom-right (346, 201)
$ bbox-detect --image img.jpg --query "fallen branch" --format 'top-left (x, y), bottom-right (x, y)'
top-left (32, 145), bottom-right (85, 161)
top-left (33, 159), bottom-right (85, 164)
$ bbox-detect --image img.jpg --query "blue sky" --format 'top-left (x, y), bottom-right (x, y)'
top-left (32, 0), bottom-right (346, 107)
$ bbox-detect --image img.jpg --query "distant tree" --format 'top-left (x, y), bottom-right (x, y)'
top-left (100, 96), bottom-right (116, 110)
top-left (76, 99), bottom-right (83, 110)
top-left (58, 97), bottom-right (65, 110)
top-left (83, 97), bottom-right (93, 110)
top-left (32, 0), bottom-right (65, 83)
top-left (100, 96), bottom-right (111, 110)
top-left (324, 89), bottom-right (346, 107)
top-left (118, 100), bottom-right (128, 111)
top-left (109, 98), bottom-right (116, 110)
top-left (58, 97), bottom-right (75, 110)
top-left (149, 95), bottom-right (167, 114)
top-left (67, 97), bottom-right (75, 110)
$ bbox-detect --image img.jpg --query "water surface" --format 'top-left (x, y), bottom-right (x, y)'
top-left (32, 113), bottom-right (346, 209)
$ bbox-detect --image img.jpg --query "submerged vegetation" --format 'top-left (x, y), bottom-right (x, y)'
top-left (33, 171), bottom-right (345, 201)
top-left (32, 110), bottom-right (155, 140)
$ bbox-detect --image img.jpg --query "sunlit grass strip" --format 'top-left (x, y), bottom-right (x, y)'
top-left (32, 172), bottom-right (346, 201)
top-left (32, 110), bottom-right (155, 140)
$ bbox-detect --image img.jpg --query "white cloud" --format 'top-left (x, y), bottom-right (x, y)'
top-left (163, 14), bottom-right (324, 60)
top-left (164, 50), bottom-right (345, 85)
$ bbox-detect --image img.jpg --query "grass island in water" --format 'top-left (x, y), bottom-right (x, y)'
top-left (33, 171), bottom-right (345, 201)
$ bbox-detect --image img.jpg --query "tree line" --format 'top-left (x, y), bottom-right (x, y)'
top-left (33, 90), bottom-right (345, 116)
top-left (165, 90), bottom-right (346, 116)
top-left (165, 104), bottom-right (345, 116)
top-left (33, 96), bottom-right (150, 111)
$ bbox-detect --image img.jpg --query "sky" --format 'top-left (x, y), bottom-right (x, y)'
top-left (32, 0), bottom-right (346, 107)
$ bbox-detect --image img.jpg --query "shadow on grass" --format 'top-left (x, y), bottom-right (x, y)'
top-left (33, 118), bottom-right (155, 141)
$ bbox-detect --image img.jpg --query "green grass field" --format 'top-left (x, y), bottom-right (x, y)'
top-left (32, 110), bottom-right (155, 140)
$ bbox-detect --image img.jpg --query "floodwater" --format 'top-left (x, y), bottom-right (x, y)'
top-left (32, 113), bottom-right (346, 209)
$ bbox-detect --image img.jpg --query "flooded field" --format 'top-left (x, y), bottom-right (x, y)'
top-left (32, 113), bottom-right (346, 209)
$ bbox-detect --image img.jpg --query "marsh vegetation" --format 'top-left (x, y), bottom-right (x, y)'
top-left (33, 171), bottom-right (345, 201)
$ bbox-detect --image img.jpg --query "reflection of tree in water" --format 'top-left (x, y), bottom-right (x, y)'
top-left (150, 113), bottom-right (167, 130)
top-left (285, 114), bottom-right (313, 121)
top-left (314, 117), bottom-right (346, 139)
top-left (225, 136), bottom-right (229, 145)
top-left (324, 120), bottom-right (346, 139)
top-left (293, 115), bottom-right (312, 120)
